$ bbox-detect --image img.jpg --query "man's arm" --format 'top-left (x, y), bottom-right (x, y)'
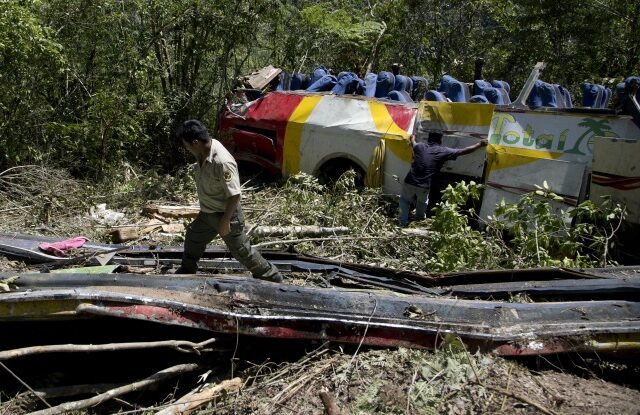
top-left (218, 194), bottom-right (240, 237)
top-left (458, 138), bottom-right (488, 155)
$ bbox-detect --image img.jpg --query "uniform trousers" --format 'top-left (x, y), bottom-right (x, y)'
top-left (181, 207), bottom-right (281, 280)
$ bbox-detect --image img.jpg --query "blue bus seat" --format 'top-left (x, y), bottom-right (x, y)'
top-left (410, 76), bottom-right (429, 101)
top-left (331, 72), bottom-right (361, 95)
top-left (375, 71), bottom-right (396, 98)
top-left (528, 80), bottom-right (557, 108)
top-left (306, 74), bottom-right (337, 92)
top-left (425, 90), bottom-right (447, 102)
top-left (276, 72), bottom-right (291, 91)
top-left (469, 95), bottom-right (490, 103)
top-left (582, 83), bottom-right (609, 108)
top-left (438, 75), bottom-right (470, 102)
top-left (290, 73), bottom-right (309, 90)
top-left (394, 75), bottom-right (413, 93)
top-left (310, 66), bottom-right (329, 85)
top-left (361, 72), bottom-right (378, 97)
top-left (387, 90), bottom-right (413, 103)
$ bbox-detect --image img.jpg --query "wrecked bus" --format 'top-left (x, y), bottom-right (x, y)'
top-left (218, 64), bottom-right (640, 225)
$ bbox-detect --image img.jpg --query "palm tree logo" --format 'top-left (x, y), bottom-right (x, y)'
top-left (566, 118), bottom-right (618, 155)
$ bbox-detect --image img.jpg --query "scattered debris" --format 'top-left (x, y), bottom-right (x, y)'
top-left (143, 203), bottom-right (199, 219)
top-left (90, 203), bottom-right (126, 225)
top-left (37, 236), bottom-right (87, 257)
top-left (0, 275), bottom-right (18, 292)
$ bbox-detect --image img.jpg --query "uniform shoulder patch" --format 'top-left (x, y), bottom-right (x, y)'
top-left (224, 170), bottom-right (232, 182)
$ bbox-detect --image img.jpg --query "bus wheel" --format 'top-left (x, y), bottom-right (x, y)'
top-left (318, 159), bottom-right (365, 187)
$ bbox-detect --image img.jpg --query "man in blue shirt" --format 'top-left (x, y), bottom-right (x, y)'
top-left (399, 132), bottom-right (487, 226)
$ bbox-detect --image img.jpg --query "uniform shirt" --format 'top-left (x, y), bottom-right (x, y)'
top-left (404, 142), bottom-right (462, 189)
top-left (193, 139), bottom-right (242, 213)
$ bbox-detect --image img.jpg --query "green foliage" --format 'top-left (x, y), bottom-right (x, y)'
top-left (244, 175), bottom-right (627, 273)
top-left (0, 1), bottom-right (65, 167)
top-left (489, 181), bottom-right (626, 268)
top-left (424, 181), bottom-right (503, 272)
top-left (349, 344), bottom-right (495, 415)
top-left (417, 180), bottom-right (625, 271)
top-left (247, 171), bottom-right (427, 269)
top-left (300, 3), bottom-right (385, 72)
top-left (1, 0), bottom-right (639, 179)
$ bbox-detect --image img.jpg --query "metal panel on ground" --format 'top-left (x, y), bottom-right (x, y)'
top-left (591, 137), bottom-right (640, 224)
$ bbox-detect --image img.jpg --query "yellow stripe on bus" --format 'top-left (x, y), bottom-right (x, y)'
top-left (283, 95), bottom-right (323, 175)
top-left (486, 144), bottom-right (564, 173)
top-left (419, 102), bottom-right (495, 127)
top-left (368, 101), bottom-right (413, 163)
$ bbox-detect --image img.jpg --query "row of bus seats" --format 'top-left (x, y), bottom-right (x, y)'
top-left (276, 66), bottom-right (431, 103)
top-left (428, 75), bottom-right (512, 104)
top-left (277, 67), bottom-right (639, 112)
top-left (582, 77), bottom-right (640, 109)
top-left (277, 66), bottom-right (514, 105)
top-left (523, 78), bottom-right (640, 110)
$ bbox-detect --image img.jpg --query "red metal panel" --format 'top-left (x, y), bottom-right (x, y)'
top-left (219, 93), bottom-right (304, 175)
top-left (385, 103), bottom-right (416, 132)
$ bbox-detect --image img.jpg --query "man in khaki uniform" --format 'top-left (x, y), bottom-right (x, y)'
top-left (175, 119), bottom-right (283, 282)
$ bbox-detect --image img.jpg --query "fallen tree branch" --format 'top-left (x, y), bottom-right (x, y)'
top-left (480, 384), bottom-right (559, 415)
top-left (0, 338), bottom-right (216, 360)
top-left (16, 383), bottom-right (124, 400)
top-left (319, 390), bottom-right (343, 415)
top-left (254, 234), bottom-right (425, 248)
top-left (249, 225), bottom-right (349, 238)
top-left (29, 363), bottom-right (201, 415)
top-left (155, 377), bottom-right (242, 415)
top-left (0, 361), bottom-right (51, 409)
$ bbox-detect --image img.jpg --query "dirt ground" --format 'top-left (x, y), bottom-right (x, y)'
top-left (203, 346), bottom-right (640, 415)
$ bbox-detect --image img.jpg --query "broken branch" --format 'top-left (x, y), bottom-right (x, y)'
top-left (319, 390), bottom-right (343, 415)
top-left (271, 357), bottom-right (336, 406)
top-left (29, 363), bottom-right (201, 415)
top-left (16, 383), bottom-right (124, 400)
top-left (0, 338), bottom-right (216, 360)
top-left (155, 377), bottom-right (242, 415)
top-left (248, 225), bottom-right (349, 238)
top-left (254, 235), bottom-right (414, 248)
top-left (480, 384), bottom-right (559, 415)
top-left (143, 203), bottom-right (199, 219)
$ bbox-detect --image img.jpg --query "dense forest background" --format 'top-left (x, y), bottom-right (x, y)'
top-left (1, 0), bottom-right (639, 179)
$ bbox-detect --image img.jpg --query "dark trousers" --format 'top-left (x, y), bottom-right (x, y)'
top-left (182, 207), bottom-right (280, 279)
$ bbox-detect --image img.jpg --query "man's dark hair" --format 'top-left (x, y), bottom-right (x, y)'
top-left (427, 132), bottom-right (443, 144)
top-left (178, 119), bottom-right (209, 143)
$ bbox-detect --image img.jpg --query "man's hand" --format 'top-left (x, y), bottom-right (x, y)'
top-left (218, 218), bottom-right (231, 237)
top-left (460, 138), bottom-right (489, 155)
top-left (220, 194), bottom-right (240, 237)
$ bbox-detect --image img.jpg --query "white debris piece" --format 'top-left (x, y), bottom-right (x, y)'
top-left (90, 203), bottom-right (126, 225)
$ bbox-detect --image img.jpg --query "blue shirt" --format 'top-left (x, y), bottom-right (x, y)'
top-left (404, 142), bottom-right (462, 189)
